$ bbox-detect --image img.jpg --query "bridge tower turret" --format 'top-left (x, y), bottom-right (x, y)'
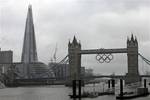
top-left (125, 34), bottom-right (141, 84)
top-left (68, 36), bottom-right (81, 85)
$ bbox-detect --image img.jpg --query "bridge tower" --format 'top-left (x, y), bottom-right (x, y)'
top-left (125, 34), bottom-right (141, 84)
top-left (68, 36), bottom-right (81, 84)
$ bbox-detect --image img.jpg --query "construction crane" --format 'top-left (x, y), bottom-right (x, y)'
top-left (53, 43), bottom-right (57, 63)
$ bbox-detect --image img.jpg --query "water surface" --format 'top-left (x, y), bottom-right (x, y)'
top-left (0, 85), bottom-right (149, 100)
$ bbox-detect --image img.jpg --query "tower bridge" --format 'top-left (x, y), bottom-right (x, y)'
top-left (68, 35), bottom-right (149, 85)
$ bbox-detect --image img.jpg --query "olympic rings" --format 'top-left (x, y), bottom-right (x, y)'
top-left (95, 49), bottom-right (113, 63)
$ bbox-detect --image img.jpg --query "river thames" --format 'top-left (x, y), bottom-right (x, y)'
top-left (0, 85), bottom-right (149, 100)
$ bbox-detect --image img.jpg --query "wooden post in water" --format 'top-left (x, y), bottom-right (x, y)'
top-left (72, 80), bottom-right (76, 97)
top-left (144, 79), bottom-right (146, 88)
top-left (120, 79), bottom-right (123, 97)
top-left (78, 80), bottom-right (81, 98)
top-left (72, 80), bottom-right (82, 98)
top-left (108, 80), bottom-right (111, 88)
top-left (111, 79), bottom-right (115, 93)
top-left (111, 79), bottom-right (115, 88)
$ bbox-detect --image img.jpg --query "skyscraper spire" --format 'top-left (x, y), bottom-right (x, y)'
top-left (21, 5), bottom-right (38, 63)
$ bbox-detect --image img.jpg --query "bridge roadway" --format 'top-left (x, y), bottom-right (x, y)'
top-left (79, 48), bottom-right (127, 54)
top-left (83, 75), bottom-right (150, 79)
top-left (14, 75), bottom-right (150, 82)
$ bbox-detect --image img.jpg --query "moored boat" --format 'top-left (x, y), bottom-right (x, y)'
top-left (116, 87), bottom-right (149, 99)
top-left (69, 91), bottom-right (98, 98)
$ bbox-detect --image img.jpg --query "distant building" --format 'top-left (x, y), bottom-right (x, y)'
top-left (0, 49), bottom-right (13, 83)
top-left (49, 63), bottom-right (86, 80)
top-left (81, 67), bottom-right (85, 78)
top-left (0, 50), bottom-right (13, 74)
top-left (14, 62), bottom-right (54, 79)
top-left (85, 68), bottom-right (93, 77)
top-left (0, 50), bottom-right (13, 64)
top-left (49, 63), bottom-right (69, 80)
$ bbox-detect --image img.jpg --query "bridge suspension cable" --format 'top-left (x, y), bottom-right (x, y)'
top-left (38, 54), bottom-right (69, 77)
top-left (138, 53), bottom-right (150, 66)
top-left (59, 55), bottom-right (68, 64)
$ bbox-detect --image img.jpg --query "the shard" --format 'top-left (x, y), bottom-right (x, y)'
top-left (18, 5), bottom-right (55, 79)
top-left (21, 5), bottom-right (38, 63)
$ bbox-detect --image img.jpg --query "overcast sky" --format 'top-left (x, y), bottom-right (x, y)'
top-left (0, 0), bottom-right (150, 74)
